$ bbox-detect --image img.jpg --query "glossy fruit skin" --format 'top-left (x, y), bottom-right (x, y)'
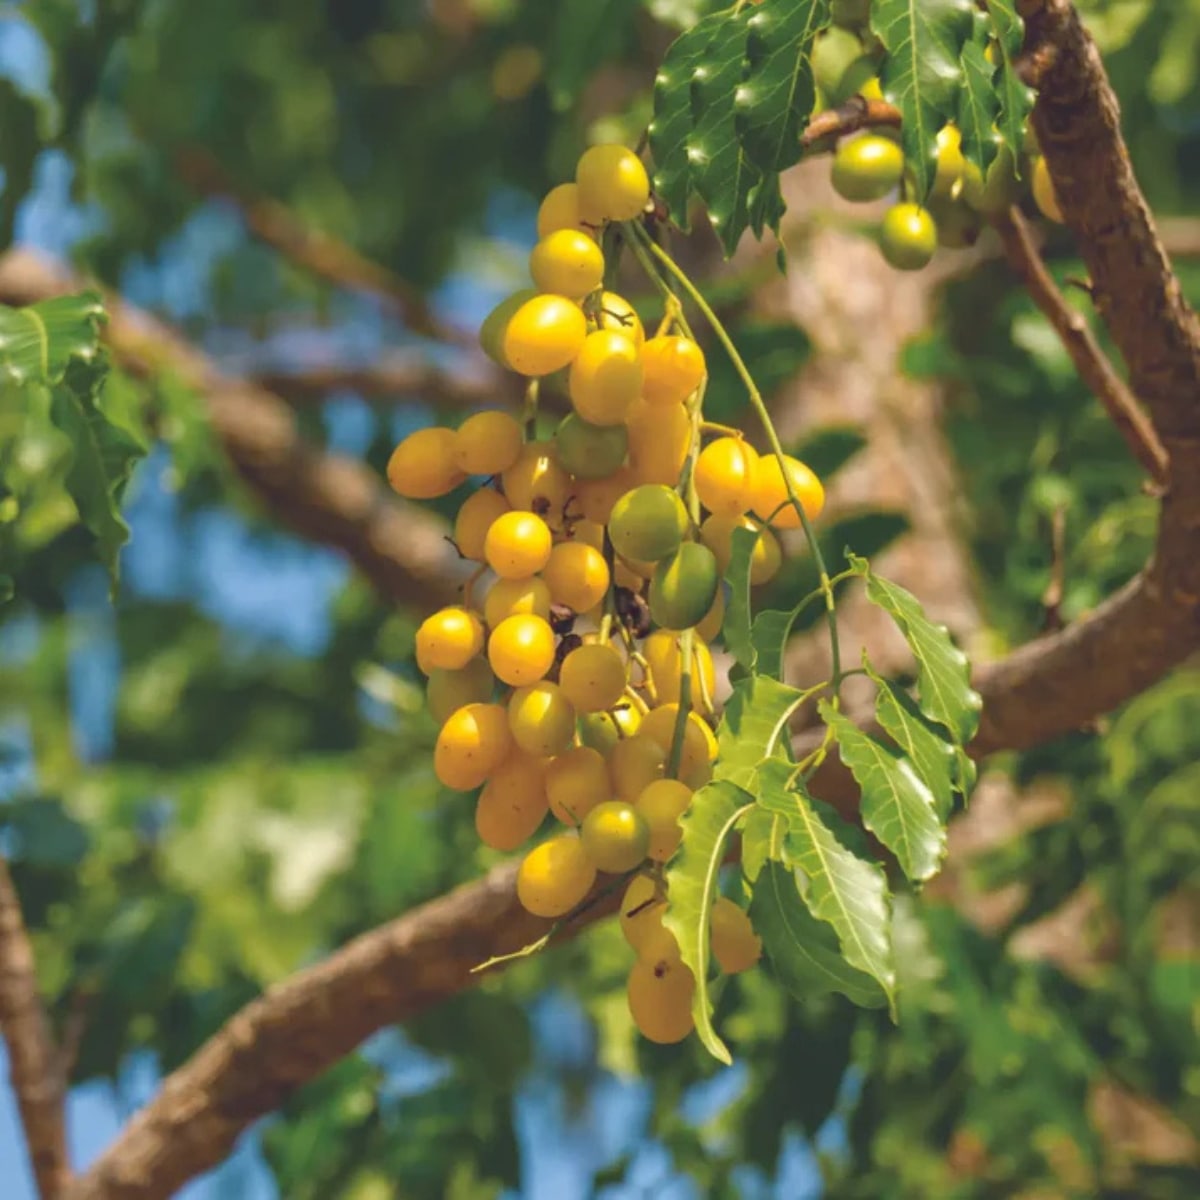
top-left (487, 613), bottom-right (556, 686)
top-left (700, 514), bottom-right (782, 585)
top-left (751, 454), bottom-right (825, 529)
top-left (529, 229), bottom-right (605, 300)
top-left (591, 291), bottom-right (644, 345)
top-left (453, 487), bottom-right (511, 561)
top-left (620, 875), bottom-right (667, 953)
top-left (454, 410), bottom-right (524, 476)
top-left (427, 658), bottom-right (495, 724)
top-left (502, 295), bottom-right (588, 376)
top-left (609, 734), bottom-right (666, 801)
top-left (638, 704), bottom-right (716, 777)
top-left (387, 426), bottom-right (465, 499)
top-left (650, 543), bottom-right (720, 632)
top-left (559, 642), bottom-right (627, 713)
top-left (608, 484), bottom-right (689, 563)
top-left (434, 702), bottom-right (514, 791)
top-left (1032, 156), bottom-right (1064, 223)
top-left (627, 957), bottom-right (695, 1044)
top-left (500, 441), bottom-right (571, 522)
top-left (475, 753), bottom-right (549, 851)
top-left (880, 204), bottom-right (939, 271)
top-left (545, 745), bottom-right (610, 825)
top-left (484, 510), bottom-right (553, 579)
top-left (642, 631), bottom-right (716, 707)
top-left (415, 607), bottom-right (485, 674)
top-left (696, 586), bottom-right (725, 642)
top-left (635, 777), bottom-right (692, 862)
top-left (831, 135), bottom-right (905, 202)
top-left (568, 330), bottom-right (643, 426)
top-left (812, 27), bottom-right (875, 105)
top-left (554, 413), bottom-right (628, 480)
top-left (626, 396), bottom-right (691, 487)
top-left (581, 800), bottom-right (650, 872)
top-left (479, 289), bottom-right (538, 368)
top-left (508, 681), bottom-right (577, 757)
top-left (694, 437), bottom-right (759, 517)
top-left (542, 542), bottom-right (610, 614)
top-left (931, 125), bottom-right (967, 199)
top-left (537, 182), bottom-right (592, 239)
top-left (710, 897), bottom-right (762, 973)
top-left (575, 464), bottom-right (635, 524)
top-left (576, 144), bottom-right (650, 223)
top-left (639, 336), bottom-right (706, 406)
top-left (517, 834), bottom-right (597, 918)
top-left (483, 575), bottom-right (551, 628)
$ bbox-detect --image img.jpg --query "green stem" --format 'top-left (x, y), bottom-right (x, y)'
top-left (628, 221), bottom-right (844, 691)
top-left (666, 628), bottom-right (694, 780)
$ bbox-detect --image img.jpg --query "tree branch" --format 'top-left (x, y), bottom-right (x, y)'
top-left (993, 207), bottom-right (1168, 485)
top-left (800, 96), bottom-right (902, 147)
top-left (174, 147), bottom-right (473, 346)
top-left (0, 857), bottom-right (70, 1200)
top-left (0, 250), bottom-right (468, 615)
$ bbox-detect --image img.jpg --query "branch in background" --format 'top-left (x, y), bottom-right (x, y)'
top-left (0, 858), bottom-right (70, 1200)
top-left (800, 95), bottom-right (902, 147)
top-left (0, 250), bottom-right (468, 615)
top-left (174, 147), bottom-right (474, 347)
top-left (994, 208), bottom-right (1168, 485)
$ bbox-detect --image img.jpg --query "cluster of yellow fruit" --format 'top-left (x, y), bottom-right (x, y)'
top-left (813, 23), bottom-right (1064, 271)
top-left (387, 143), bottom-right (823, 1043)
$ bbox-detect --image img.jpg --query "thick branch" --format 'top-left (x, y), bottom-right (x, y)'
top-left (0, 858), bottom-right (70, 1200)
top-left (174, 147), bottom-right (472, 346)
top-left (993, 208), bottom-right (1167, 484)
top-left (0, 251), bottom-right (467, 615)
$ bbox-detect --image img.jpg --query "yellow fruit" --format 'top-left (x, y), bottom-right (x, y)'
top-left (501, 440), bottom-right (572, 523)
top-left (426, 658), bottom-right (495, 724)
top-left (1032, 156), bottom-right (1064, 223)
top-left (387, 426), bottom-right (465, 499)
top-left (627, 958), bottom-right (695, 1044)
top-left (537, 182), bottom-right (592, 239)
top-left (581, 800), bottom-right (650, 872)
top-left (576, 143), bottom-right (651, 223)
top-left (545, 745), bottom-right (611, 825)
top-left (700, 514), bottom-right (782, 585)
top-left (635, 777), bottom-right (692, 862)
top-left (487, 613), bottom-right (556, 686)
top-left (453, 488), bottom-right (511, 561)
top-left (434, 702), bottom-right (513, 791)
top-left (502, 295), bottom-right (588, 376)
top-left (575, 464), bottom-right (636, 524)
top-left (517, 834), bottom-right (597, 917)
top-left (542, 541), bottom-right (610, 613)
top-left (638, 705), bottom-right (715, 783)
top-left (710, 897), bottom-right (762, 974)
top-left (639, 336), bottom-right (706, 406)
top-left (483, 576), bottom-right (551, 628)
top-left (569, 519), bottom-right (606, 551)
top-left (619, 875), bottom-right (666, 952)
top-left (508, 681), bottom-right (577, 757)
top-left (558, 642), bottom-right (627, 713)
top-left (641, 631), bottom-right (717, 707)
top-left (592, 291), bottom-right (644, 345)
top-left (475, 753), bottom-right (549, 851)
top-left (626, 396), bottom-right (691, 488)
top-left (530, 229), bottom-right (605, 299)
top-left (609, 734), bottom-right (666, 801)
top-left (480, 289), bottom-right (538, 367)
top-left (694, 437), bottom-right (759, 517)
top-left (750, 454), bottom-right (825, 529)
top-left (484, 510), bottom-right (554, 579)
top-left (415, 607), bottom-right (485, 674)
top-left (568, 330), bottom-right (643, 426)
top-left (696, 587), bottom-right (725, 642)
top-left (454, 411), bottom-right (524, 476)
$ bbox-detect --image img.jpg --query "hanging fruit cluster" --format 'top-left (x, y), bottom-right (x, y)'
top-left (387, 144), bottom-right (822, 1045)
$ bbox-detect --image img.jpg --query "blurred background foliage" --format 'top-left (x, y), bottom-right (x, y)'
top-left (0, 0), bottom-right (1196, 1196)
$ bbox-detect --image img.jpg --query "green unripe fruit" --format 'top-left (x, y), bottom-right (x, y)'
top-left (879, 204), bottom-right (938, 271)
top-left (577, 710), bottom-right (620, 755)
top-left (649, 543), bottom-right (720, 632)
top-left (812, 28), bottom-right (869, 104)
top-left (973, 144), bottom-right (1023, 215)
top-left (608, 484), bottom-right (689, 563)
top-left (927, 195), bottom-right (981, 249)
top-left (554, 413), bottom-right (628, 480)
top-left (831, 135), bottom-right (905, 203)
top-left (581, 800), bottom-right (650, 873)
top-left (479, 289), bottom-right (537, 368)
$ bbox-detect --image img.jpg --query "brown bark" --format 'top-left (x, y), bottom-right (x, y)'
top-left (0, 858), bottom-right (70, 1200)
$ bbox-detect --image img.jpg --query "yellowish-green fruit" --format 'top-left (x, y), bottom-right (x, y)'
top-left (516, 834), bottom-right (597, 917)
top-left (434, 702), bottom-right (513, 791)
top-left (483, 576), bottom-right (551, 628)
top-left (581, 800), bottom-right (650, 872)
top-left (475, 753), bottom-right (548, 851)
top-left (699, 514), bottom-right (782, 585)
top-left (559, 642), bottom-right (627, 713)
top-left (635, 777), bottom-right (692, 862)
top-left (879, 203), bottom-right (938, 271)
top-left (831, 135), bottom-right (905, 203)
top-left (1032, 156), bottom-right (1064, 223)
top-left (627, 958), bottom-right (695, 1044)
top-left (554, 413), bottom-right (628, 480)
top-left (479, 289), bottom-right (538, 368)
top-left (649, 543), bottom-right (720, 632)
top-left (568, 330), bottom-right (643, 426)
top-left (608, 484), bottom-right (689, 563)
top-left (641, 631), bottom-right (717, 708)
top-left (626, 395), bottom-right (692, 488)
top-left (576, 144), bottom-right (650, 223)
top-left (454, 410), bottom-right (524, 476)
top-left (710, 896), bottom-right (763, 973)
top-left (609, 734), bottom-right (666, 801)
top-left (508, 681), bottom-right (577, 757)
top-left (545, 745), bottom-right (611, 825)
top-left (426, 658), bottom-right (495, 724)
top-left (619, 875), bottom-right (666, 952)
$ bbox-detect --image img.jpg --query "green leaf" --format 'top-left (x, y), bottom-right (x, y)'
top-left (787, 424), bottom-right (866, 479)
top-left (749, 607), bottom-right (798, 680)
top-left (751, 861), bottom-right (889, 1008)
top-left (820, 702), bottom-right (946, 882)
top-left (737, 0), bottom-right (830, 174)
top-left (715, 674), bottom-right (806, 788)
top-left (705, 321), bottom-right (812, 421)
top-left (871, 0), bottom-right (975, 199)
top-left (0, 292), bottom-right (106, 385)
top-left (663, 779), bottom-right (754, 1064)
top-left (848, 553), bottom-right (981, 744)
top-left (741, 805), bottom-right (776, 883)
top-left (869, 666), bottom-right (956, 821)
top-left (985, 0), bottom-right (1034, 162)
top-left (957, 38), bottom-right (1000, 177)
top-left (723, 525), bottom-right (761, 671)
top-left (756, 759), bottom-right (895, 1006)
top-left (651, 12), bottom-right (731, 231)
top-left (547, 0), bottom-right (641, 111)
top-left (688, 8), bottom-right (761, 254)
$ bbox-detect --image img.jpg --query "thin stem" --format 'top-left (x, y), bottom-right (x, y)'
top-left (666, 629), bottom-right (694, 779)
top-left (629, 221), bottom-right (844, 691)
top-left (699, 420), bottom-right (745, 438)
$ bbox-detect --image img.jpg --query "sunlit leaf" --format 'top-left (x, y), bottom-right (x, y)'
top-left (715, 673), bottom-right (805, 788)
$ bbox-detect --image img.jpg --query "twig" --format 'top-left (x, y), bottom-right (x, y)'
top-left (174, 146), bottom-right (472, 346)
top-left (993, 208), bottom-right (1168, 486)
top-left (1041, 505), bottom-right (1067, 633)
top-left (0, 857), bottom-right (70, 1200)
top-left (800, 96), bottom-right (902, 148)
